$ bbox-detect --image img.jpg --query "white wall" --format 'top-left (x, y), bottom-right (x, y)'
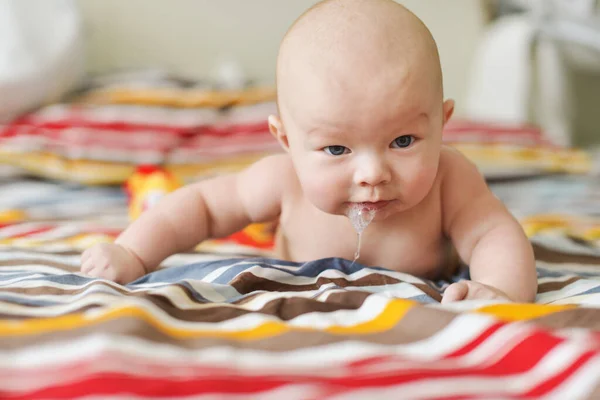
top-left (76, 0), bottom-right (486, 115)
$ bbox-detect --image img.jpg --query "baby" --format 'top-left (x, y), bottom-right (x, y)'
top-left (81, 0), bottom-right (537, 303)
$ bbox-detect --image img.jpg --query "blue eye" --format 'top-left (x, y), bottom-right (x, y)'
top-left (324, 145), bottom-right (348, 156)
top-left (392, 135), bottom-right (414, 148)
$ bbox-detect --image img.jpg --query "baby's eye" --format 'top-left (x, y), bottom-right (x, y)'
top-left (324, 145), bottom-right (349, 156)
top-left (391, 135), bottom-right (414, 149)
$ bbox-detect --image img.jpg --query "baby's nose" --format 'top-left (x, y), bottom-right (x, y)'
top-left (354, 156), bottom-right (391, 187)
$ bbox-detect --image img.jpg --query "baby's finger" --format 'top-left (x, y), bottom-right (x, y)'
top-left (82, 259), bottom-right (108, 277)
top-left (80, 249), bottom-right (91, 264)
top-left (441, 282), bottom-right (469, 304)
top-left (81, 258), bottom-right (97, 274)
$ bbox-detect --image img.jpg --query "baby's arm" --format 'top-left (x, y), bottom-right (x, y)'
top-left (81, 155), bottom-right (290, 283)
top-left (440, 148), bottom-right (537, 303)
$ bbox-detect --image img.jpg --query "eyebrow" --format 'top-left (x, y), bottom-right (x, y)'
top-left (305, 127), bottom-right (344, 137)
top-left (401, 112), bottom-right (430, 125)
top-left (304, 111), bottom-right (431, 137)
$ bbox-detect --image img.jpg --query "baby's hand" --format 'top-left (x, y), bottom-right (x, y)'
top-left (441, 281), bottom-right (512, 304)
top-left (81, 243), bottom-right (146, 284)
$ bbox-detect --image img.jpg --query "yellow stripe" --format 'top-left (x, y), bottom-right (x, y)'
top-left (0, 299), bottom-right (415, 339)
top-left (78, 87), bottom-right (276, 108)
top-left (0, 209), bottom-right (27, 224)
top-left (0, 151), bottom-right (275, 185)
top-left (326, 298), bottom-right (414, 334)
top-left (476, 303), bottom-right (577, 322)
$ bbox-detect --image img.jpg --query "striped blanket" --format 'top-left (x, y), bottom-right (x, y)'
top-left (3, 252), bottom-right (600, 399)
top-left (2, 171), bottom-right (600, 399)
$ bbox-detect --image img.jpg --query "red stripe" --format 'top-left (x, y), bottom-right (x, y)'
top-left (1, 225), bottom-right (55, 239)
top-left (524, 350), bottom-right (598, 397)
top-left (2, 120), bottom-right (269, 138)
top-left (346, 355), bottom-right (395, 369)
top-left (422, 351), bottom-right (600, 400)
top-left (0, 374), bottom-right (290, 400)
top-left (5, 330), bottom-right (591, 399)
top-left (443, 323), bottom-right (504, 359)
top-left (34, 121), bottom-right (190, 135)
top-left (443, 120), bottom-right (542, 135)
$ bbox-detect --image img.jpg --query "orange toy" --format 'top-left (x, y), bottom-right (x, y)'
top-left (124, 165), bottom-right (275, 251)
top-left (124, 165), bottom-right (182, 221)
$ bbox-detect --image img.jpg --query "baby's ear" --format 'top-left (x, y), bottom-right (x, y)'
top-left (442, 99), bottom-right (455, 126)
top-left (268, 115), bottom-right (290, 152)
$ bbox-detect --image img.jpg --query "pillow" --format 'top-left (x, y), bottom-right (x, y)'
top-left (443, 119), bottom-right (591, 179)
top-left (0, 0), bottom-right (84, 122)
top-left (0, 76), bottom-right (591, 184)
top-left (0, 85), bottom-right (279, 184)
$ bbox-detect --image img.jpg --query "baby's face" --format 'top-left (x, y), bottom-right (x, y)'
top-left (278, 67), bottom-right (450, 221)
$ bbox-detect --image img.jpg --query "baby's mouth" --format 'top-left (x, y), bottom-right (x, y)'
top-left (351, 201), bottom-right (391, 211)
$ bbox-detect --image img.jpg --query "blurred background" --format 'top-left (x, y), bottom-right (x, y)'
top-left (0, 0), bottom-right (599, 244)
top-left (46, 0), bottom-right (600, 148)
top-left (76, 0), bottom-right (485, 116)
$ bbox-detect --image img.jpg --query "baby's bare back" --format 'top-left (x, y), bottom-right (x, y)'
top-left (274, 154), bottom-right (455, 279)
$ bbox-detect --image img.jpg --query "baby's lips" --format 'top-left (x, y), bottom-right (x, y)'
top-left (352, 200), bottom-right (391, 211)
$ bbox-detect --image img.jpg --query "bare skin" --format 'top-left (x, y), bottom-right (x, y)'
top-left (81, 0), bottom-right (537, 303)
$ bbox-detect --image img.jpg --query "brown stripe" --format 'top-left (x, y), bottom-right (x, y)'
top-left (537, 277), bottom-right (582, 294)
top-left (0, 248), bottom-right (82, 256)
top-left (532, 308), bottom-right (600, 330)
top-left (0, 288), bottom-right (376, 323)
top-left (229, 270), bottom-right (403, 294)
top-left (0, 280), bottom-right (154, 297)
top-left (139, 292), bottom-right (371, 323)
top-left (231, 271), bottom-right (442, 302)
top-left (413, 284), bottom-right (442, 302)
top-left (0, 259), bottom-right (78, 272)
top-left (0, 303), bottom-right (458, 351)
top-left (533, 243), bottom-right (600, 265)
top-left (0, 278), bottom-right (371, 317)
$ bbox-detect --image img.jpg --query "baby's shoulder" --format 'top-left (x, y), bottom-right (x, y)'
top-left (437, 145), bottom-right (489, 205)
top-left (438, 145), bottom-right (482, 183)
top-left (242, 153), bottom-right (300, 192)
top-left (253, 153), bottom-right (295, 173)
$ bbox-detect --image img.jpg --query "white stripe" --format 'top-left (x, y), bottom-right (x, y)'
top-left (548, 293), bottom-right (600, 307)
top-left (537, 261), bottom-right (600, 276)
top-left (232, 286), bottom-right (329, 310)
top-left (537, 274), bottom-right (582, 284)
top-left (329, 341), bottom-right (599, 399)
top-left (180, 279), bottom-right (231, 302)
top-left (361, 282), bottom-right (431, 299)
top-left (546, 354), bottom-right (600, 400)
top-left (5, 327), bottom-right (594, 395)
top-left (287, 293), bottom-right (390, 329)
top-left (0, 251), bottom-right (80, 265)
top-left (0, 290), bottom-right (384, 331)
top-left (0, 319), bottom-right (503, 380)
top-left (537, 280), bottom-right (600, 304)
top-left (460, 322), bottom-right (537, 365)
top-left (429, 298), bottom-right (508, 313)
top-left (0, 222), bottom-right (52, 239)
top-left (396, 313), bottom-right (498, 359)
top-left (202, 264), bottom-right (243, 282)
top-left (22, 225), bottom-right (84, 241)
top-left (238, 264), bottom-right (426, 286)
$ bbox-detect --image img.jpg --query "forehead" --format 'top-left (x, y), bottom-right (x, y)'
top-left (280, 60), bottom-right (439, 133)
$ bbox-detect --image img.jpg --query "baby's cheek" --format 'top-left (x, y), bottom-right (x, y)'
top-left (299, 168), bottom-right (347, 214)
top-left (402, 161), bottom-right (438, 202)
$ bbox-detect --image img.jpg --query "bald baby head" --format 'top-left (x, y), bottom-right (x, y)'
top-left (276, 0), bottom-right (443, 121)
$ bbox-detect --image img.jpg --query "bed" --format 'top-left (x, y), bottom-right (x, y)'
top-left (1, 76), bottom-right (600, 399)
